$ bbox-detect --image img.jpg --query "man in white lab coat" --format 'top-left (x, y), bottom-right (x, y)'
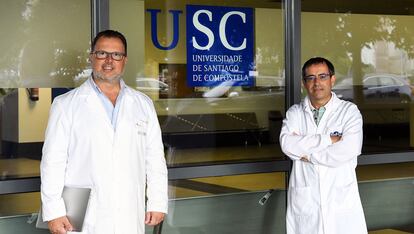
top-left (280, 57), bottom-right (367, 234)
top-left (41, 30), bottom-right (168, 234)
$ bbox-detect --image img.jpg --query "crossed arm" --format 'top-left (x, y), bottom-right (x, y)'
top-left (299, 135), bottom-right (342, 162)
top-left (279, 106), bottom-right (363, 168)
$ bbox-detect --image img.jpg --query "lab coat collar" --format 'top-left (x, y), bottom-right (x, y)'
top-left (88, 77), bottom-right (127, 95)
top-left (78, 77), bottom-right (130, 99)
top-left (303, 92), bottom-right (339, 113)
top-left (73, 78), bottom-right (137, 137)
top-left (79, 77), bottom-right (138, 111)
top-left (79, 78), bottom-right (118, 130)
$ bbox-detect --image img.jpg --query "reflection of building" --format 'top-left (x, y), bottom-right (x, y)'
top-left (373, 40), bottom-right (409, 75)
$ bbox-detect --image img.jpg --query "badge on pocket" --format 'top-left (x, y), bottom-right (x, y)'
top-left (330, 131), bottom-right (342, 137)
top-left (136, 120), bottom-right (148, 136)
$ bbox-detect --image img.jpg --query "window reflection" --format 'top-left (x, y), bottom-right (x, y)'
top-left (111, 0), bottom-right (286, 166)
top-left (302, 5), bottom-right (414, 153)
top-left (169, 172), bottom-right (285, 199)
top-left (166, 172), bottom-right (287, 234)
top-left (357, 163), bottom-right (414, 233)
top-left (0, 192), bottom-right (40, 216)
top-left (0, 0), bottom-right (90, 183)
top-left (334, 74), bottom-right (413, 104)
top-left (0, 0), bottom-right (90, 88)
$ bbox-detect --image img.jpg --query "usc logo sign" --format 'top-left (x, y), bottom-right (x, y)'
top-left (147, 5), bottom-right (251, 52)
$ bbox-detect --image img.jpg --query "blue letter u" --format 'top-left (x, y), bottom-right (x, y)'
top-left (147, 9), bottom-right (183, 50)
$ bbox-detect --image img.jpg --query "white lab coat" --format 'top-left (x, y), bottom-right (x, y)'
top-left (40, 78), bottom-right (168, 234)
top-left (280, 93), bottom-right (367, 234)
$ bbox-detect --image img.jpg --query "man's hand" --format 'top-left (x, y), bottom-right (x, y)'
top-left (330, 135), bottom-right (342, 144)
top-left (47, 216), bottom-right (73, 234)
top-left (145, 211), bottom-right (165, 226)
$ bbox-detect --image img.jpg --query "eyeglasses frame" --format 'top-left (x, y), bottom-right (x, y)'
top-left (91, 50), bottom-right (126, 61)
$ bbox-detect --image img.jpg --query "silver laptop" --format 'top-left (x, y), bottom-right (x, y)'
top-left (36, 187), bottom-right (91, 232)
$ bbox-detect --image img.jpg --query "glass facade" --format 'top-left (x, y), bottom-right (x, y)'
top-left (110, 0), bottom-right (285, 166)
top-left (0, 0), bottom-right (413, 233)
top-left (0, 0), bottom-right (90, 88)
top-left (0, 0), bottom-right (91, 225)
top-left (302, 0), bottom-right (414, 154)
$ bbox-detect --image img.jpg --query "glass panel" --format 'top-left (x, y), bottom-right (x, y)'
top-left (0, 0), bottom-right (90, 177)
top-left (169, 172), bottom-right (285, 199)
top-left (357, 163), bottom-right (414, 233)
top-left (0, 0), bottom-right (90, 220)
top-left (111, 0), bottom-right (285, 166)
top-left (0, 192), bottom-right (40, 216)
top-left (167, 172), bottom-right (286, 233)
top-left (302, 0), bottom-right (414, 153)
top-left (0, 155), bottom-right (40, 179)
top-left (0, 214), bottom-right (49, 234)
top-left (164, 190), bottom-right (286, 233)
top-left (0, 0), bottom-right (90, 88)
top-left (0, 192), bottom-right (45, 234)
top-left (0, 0), bottom-right (90, 179)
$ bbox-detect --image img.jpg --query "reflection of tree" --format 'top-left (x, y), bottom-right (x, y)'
top-left (0, 0), bottom-right (89, 88)
top-left (377, 17), bottom-right (414, 58)
top-left (304, 12), bottom-right (414, 104)
top-left (0, 88), bottom-right (15, 112)
top-left (256, 46), bottom-right (283, 75)
top-left (52, 46), bottom-right (89, 87)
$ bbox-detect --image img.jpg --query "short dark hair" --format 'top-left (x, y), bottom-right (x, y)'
top-left (302, 57), bottom-right (335, 79)
top-left (91, 30), bottom-right (127, 56)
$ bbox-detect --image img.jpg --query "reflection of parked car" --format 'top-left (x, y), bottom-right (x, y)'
top-left (333, 74), bottom-right (413, 103)
top-left (136, 78), bottom-right (168, 91)
top-left (136, 78), bottom-right (169, 96)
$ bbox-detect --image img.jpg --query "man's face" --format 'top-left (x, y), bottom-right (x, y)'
top-left (90, 37), bottom-right (127, 83)
top-left (302, 63), bottom-right (336, 107)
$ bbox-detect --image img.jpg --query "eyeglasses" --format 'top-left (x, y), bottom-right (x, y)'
top-left (91, 50), bottom-right (126, 61)
top-left (303, 73), bottom-right (331, 82)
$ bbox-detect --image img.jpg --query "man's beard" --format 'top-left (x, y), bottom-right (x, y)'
top-left (92, 70), bottom-right (123, 84)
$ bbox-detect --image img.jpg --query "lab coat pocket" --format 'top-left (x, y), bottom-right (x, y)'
top-left (325, 125), bottom-right (343, 137)
top-left (135, 119), bottom-right (148, 136)
top-left (334, 181), bottom-right (358, 212)
top-left (290, 186), bottom-right (313, 216)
